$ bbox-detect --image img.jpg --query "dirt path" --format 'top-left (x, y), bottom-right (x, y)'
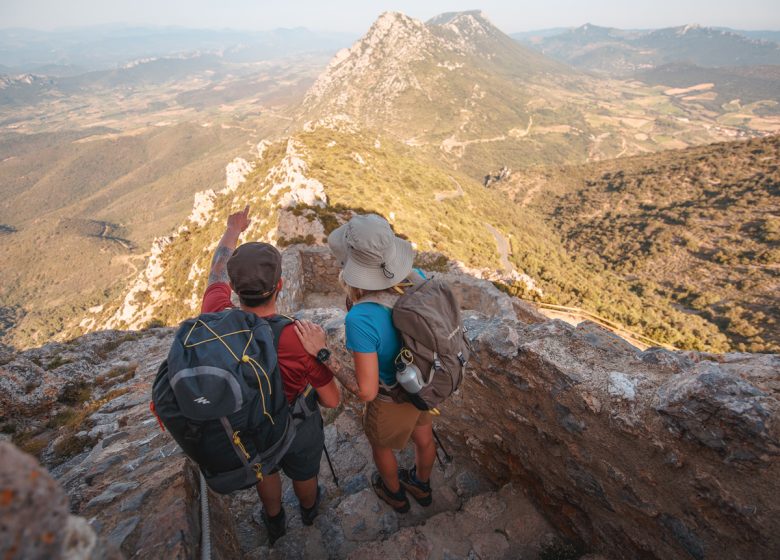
top-left (587, 132), bottom-right (610, 162)
top-left (510, 115), bottom-right (534, 138)
top-left (440, 134), bottom-right (508, 156)
top-left (520, 182), bottom-right (543, 208)
top-left (114, 254), bottom-right (145, 278)
top-left (435, 177), bottom-right (465, 202)
top-left (616, 136), bottom-right (628, 158)
top-left (485, 223), bottom-right (512, 274)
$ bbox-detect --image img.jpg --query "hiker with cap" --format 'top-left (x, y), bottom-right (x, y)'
top-left (324, 214), bottom-right (436, 513)
top-left (201, 205), bottom-right (341, 543)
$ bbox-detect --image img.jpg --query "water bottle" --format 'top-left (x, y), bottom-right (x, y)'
top-left (396, 361), bottom-right (424, 394)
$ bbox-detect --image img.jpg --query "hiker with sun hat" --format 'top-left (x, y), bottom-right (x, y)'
top-left (324, 214), bottom-right (436, 513)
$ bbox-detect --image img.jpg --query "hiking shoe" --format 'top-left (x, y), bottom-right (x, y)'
top-left (261, 507), bottom-right (286, 545)
top-left (399, 466), bottom-right (432, 507)
top-left (300, 485), bottom-right (323, 526)
top-left (372, 472), bottom-right (410, 513)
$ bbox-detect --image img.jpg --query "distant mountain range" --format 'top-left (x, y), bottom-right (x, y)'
top-left (515, 26), bottom-right (780, 46)
top-left (512, 23), bottom-right (780, 75)
top-left (301, 11), bottom-right (778, 177)
top-left (0, 25), bottom-right (356, 75)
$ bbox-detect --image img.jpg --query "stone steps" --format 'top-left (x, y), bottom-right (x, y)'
top-left (226, 407), bottom-right (557, 560)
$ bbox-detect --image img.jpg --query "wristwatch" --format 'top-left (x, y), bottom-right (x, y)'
top-left (315, 348), bottom-right (331, 363)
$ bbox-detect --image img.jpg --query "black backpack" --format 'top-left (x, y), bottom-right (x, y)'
top-left (152, 309), bottom-right (295, 494)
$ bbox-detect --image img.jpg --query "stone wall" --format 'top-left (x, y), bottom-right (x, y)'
top-left (307, 307), bottom-right (779, 560)
top-left (287, 246), bottom-right (780, 560)
top-left (276, 246), bottom-right (305, 315)
top-left (299, 245), bottom-right (344, 296)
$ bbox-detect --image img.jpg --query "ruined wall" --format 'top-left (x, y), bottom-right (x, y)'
top-left (291, 246), bottom-right (780, 560)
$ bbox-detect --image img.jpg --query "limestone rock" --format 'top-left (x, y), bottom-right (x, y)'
top-left (0, 441), bottom-right (71, 559)
top-left (0, 442), bottom-right (119, 560)
top-left (656, 362), bottom-right (780, 462)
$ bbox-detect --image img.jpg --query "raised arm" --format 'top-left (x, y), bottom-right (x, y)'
top-left (207, 205), bottom-right (250, 287)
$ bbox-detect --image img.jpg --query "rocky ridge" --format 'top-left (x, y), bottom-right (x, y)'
top-left (523, 23), bottom-right (780, 76)
top-left (300, 10), bottom-right (566, 149)
top-left (2, 245), bottom-right (778, 560)
top-left (79, 136), bottom-right (329, 333)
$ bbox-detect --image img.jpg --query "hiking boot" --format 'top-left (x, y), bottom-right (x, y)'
top-left (300, 485), bottom-right (323, 526)
top-left (372, 472), bottom-right (410, 513)
top-left (399, 466), bottom-right (432, 507)
top-left (261, 507), bottom-right (286, 545)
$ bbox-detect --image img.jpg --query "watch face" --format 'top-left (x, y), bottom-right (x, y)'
top-left (317, 348), bottom-right (331, 363)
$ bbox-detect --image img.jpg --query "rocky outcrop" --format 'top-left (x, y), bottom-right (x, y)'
top-left (0, 441), bottom-right (120, 560)
top-left (483, 166), bottom-right (512, 187)
top-left (0, 329), bottom-right (243, 559)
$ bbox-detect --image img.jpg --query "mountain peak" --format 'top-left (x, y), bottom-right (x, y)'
top-left (302, 11), bottom-right (435, 110)
top-left (573, 23), bottom-right (613, 35)
top-left (427, 10), bottom-right (487, 26)
top-left (677, 23), bottom-right (702, 35)
top-left (367, 11), bottom-right (425, 40)
top-left (302, 9), bottom-right (566, 132)
top-left (427, 10), bottom-right (498, 39)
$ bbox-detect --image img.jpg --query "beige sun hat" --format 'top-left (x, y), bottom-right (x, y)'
top-left (328, 214), bottom-right (413, 291)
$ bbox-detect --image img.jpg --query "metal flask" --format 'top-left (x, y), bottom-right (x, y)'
top-left (396, 362), bottom-right (424, 394)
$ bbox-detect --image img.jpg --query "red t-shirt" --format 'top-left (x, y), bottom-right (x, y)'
top-left (201, 283), bottom-right (333, 404)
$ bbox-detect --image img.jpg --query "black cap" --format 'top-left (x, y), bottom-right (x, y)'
top-left (226, 242), bottom-right (282, 298)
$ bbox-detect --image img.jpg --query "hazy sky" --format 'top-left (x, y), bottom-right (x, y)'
top-left (1, 0), bottom-right (779, 33)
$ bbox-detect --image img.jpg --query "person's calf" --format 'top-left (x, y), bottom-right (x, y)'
top-left (372, 445), bottom-right (401, 493)
top-left (292, 477), bottom-right (319, 509)
top-left (256, 472), bottom-right (283, 517)
top-left (413, 440), bottom-right (436, 483)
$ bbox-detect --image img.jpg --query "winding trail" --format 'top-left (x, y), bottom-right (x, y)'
top-left (520, 182), bottom-right (543, 208)
top-left (434, 177), bottom-right (465, 202)
top-left (484, 223), bottom-right (513, 274)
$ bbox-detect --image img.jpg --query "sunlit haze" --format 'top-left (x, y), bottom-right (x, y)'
top-left (1, 0), bottom-right (779, 32)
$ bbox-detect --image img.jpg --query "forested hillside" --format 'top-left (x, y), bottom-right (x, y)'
top-left (525, 135), bottom-right (779, 352)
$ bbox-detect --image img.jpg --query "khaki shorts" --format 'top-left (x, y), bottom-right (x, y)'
top-left (363, 397), bottom-right (433, 450)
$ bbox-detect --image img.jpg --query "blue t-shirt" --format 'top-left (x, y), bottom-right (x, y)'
top-left (344, 270), bottom-right (426, 387)
top-left (345, 303), bottom-right (400, 386)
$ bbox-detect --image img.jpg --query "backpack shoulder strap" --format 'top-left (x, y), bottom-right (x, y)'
top-left (354, 293), bottom-right (399, 308)
top-left (265, 314), bottom-right (294, 348)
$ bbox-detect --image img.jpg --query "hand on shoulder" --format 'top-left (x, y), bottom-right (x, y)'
top-left (293, 319), bottom-right (328, 357)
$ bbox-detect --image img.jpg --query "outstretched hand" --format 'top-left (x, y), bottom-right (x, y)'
top-left (294, 319), bottom-right (327, 357)
top-left (227, 205), bottom-right (251, 234)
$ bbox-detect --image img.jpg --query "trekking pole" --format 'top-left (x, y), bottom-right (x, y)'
top-left (432, 428), bottom-right (452, 463)
top-left (323, 443), bottom-right (339, 487)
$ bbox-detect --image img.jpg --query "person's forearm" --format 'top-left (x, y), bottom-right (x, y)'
top-left (326, 358), bottom-right (361, 397)
top-left (207, 227), bottom-right (241, 286)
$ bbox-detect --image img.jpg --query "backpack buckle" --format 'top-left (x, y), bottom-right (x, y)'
top-left (253, 463), bottom-right (263, 481)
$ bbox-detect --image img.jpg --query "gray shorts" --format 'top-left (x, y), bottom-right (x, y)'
top-left (272, 405), bottom-right (324, 481)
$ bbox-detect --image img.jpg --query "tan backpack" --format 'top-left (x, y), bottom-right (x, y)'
top-left (359, 274), bottom-right (470, 412)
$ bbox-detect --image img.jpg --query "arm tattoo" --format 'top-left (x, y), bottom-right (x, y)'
top-left (207, 245), bottom-right (233, 286)
top-left (326, 358), bottom-right (361, 397)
